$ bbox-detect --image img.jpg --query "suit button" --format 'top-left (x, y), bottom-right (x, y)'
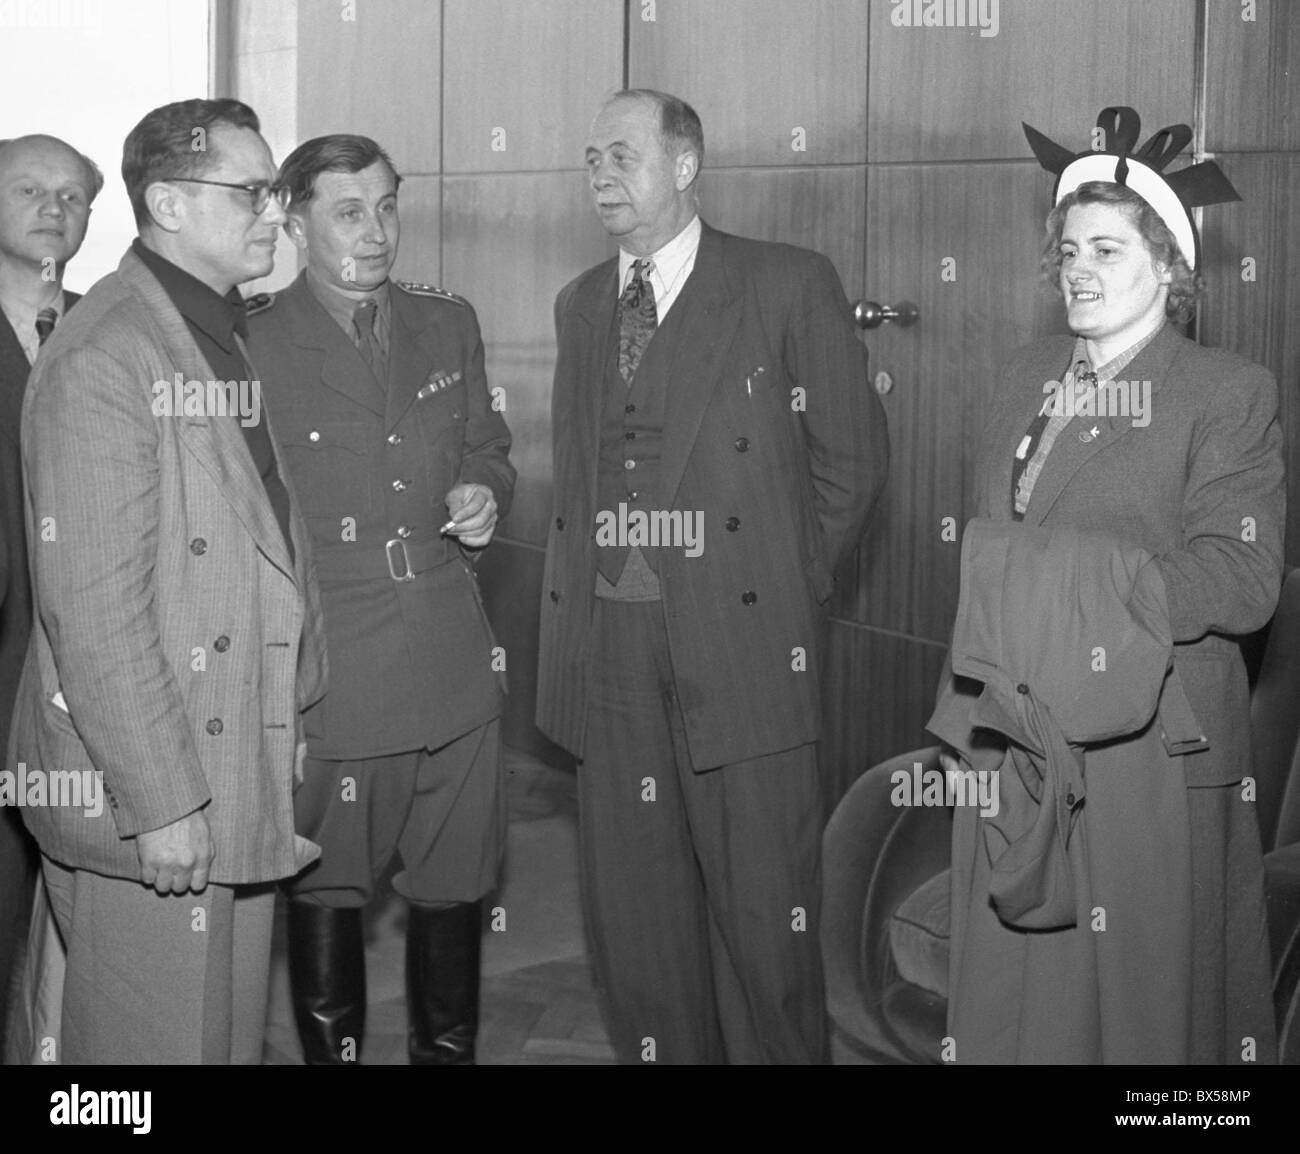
top-left (392, 478), bottom-right (408, 491)
top-left (1066, 790), bottom-right (1077, 808)
top-left (625, 404), bottom-right (636, 414)
top-left (205, 718), bottom-right (223, 736)
top-left (308, 430), bottom-right (321, 442)
top-left (387, 433), bottom-right (403, 445)
top-left (1016, 682), bottom-right (1029, 694)
top-left (213, 635), bottom-right (230, 653)
top-left (550, 590), bottom-right (559, 603)
top-left (624, 459), bottom-right (636, 470)
top-left (628, 491), bottom-right (639, 501)
top-left (397, 525), bottom-right (412, 538)
top-left (190, 538), bottom-right (207, 555)
top-left (742, 591), bottom-right (757, 605)
top-left (556, 517), bottom-right (565, 530)
top-left (725, 517), bottom-right (740, 531)
top-left (734, 437), bottom-right (749, 452)
top-left (625, 431), bottom-right (636, 440)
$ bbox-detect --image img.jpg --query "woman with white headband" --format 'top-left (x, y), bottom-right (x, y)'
top-left (928, 107), bottom-right (1283, 1064)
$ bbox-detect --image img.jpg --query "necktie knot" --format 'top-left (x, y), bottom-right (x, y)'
top-left (35, 306), bottom-right (58, 346)
top-left (352, 299), bottom-right (378, 340)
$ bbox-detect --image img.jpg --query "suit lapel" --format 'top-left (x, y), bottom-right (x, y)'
top-left (280, 274), bottom-right (385, 417)
top-left (385, 286), bottom-right (437, 432)
top-left (566, 258), bottom-right (619, 523)
top-left (1023, 324), bottom-right (1182, 526)
top-left (658, 225), bottom-right (743, 507)
top-left (118, 249), bottom-right (296, 581)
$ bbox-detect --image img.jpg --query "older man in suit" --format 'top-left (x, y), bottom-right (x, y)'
top-left (538, 89), bottom-right (889, 1063)
top-left (13, 98), bottom-right (325, 1064)
top-left (0, 133), bottom-right (100, 1054)
top-left (248, 134), bottom-right (514, 1065)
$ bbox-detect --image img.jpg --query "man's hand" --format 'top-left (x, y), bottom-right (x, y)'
top-left (136, 808), bottom-right (213, 895)
top-left (441, 482), bottom-right (498, 549)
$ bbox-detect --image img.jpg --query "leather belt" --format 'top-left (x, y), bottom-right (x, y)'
top-left (313, 537), bottom-right (451, 582)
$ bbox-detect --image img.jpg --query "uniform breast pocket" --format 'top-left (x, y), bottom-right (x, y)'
top-left (279, 421), bottom-right (374, 518)
top-left (415, 380), bottom-right (468, 439)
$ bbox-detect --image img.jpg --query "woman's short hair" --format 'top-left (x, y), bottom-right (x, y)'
top-left (1040, 180), bottom-right (1203, 323)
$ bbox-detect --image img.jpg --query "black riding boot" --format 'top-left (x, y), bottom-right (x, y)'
top-left (406, 899), bottom-right (483, 1065)
top-left (287, 901), bottom-right (366, 1065)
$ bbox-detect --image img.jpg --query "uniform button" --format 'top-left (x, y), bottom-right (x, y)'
top-left (1066, 790), bottom-right (1077, 808)
top-left (556, 517), bottom-right (565, 530)
top-left (190, 538), bottom-right (207, 555)
top-left (734, 437), bottom-right (749, 452)
top-left (625, 404), bottom-right (636, 414)
top-left (397, 525), bottom-right (412, 539)
top-left (628, 491), bottom-right (639, 501)
top-left (392, 478), bottom-right (408, 491)
top-left (741, 591), bottom-right (757, 605)
top-left (1016, 682), bottom-right (1029, 694)
top-left (725, 517), bottom-right (740, 531)
top-left (624, 459), bottom-right (636, 470)
top-left (308, 430), bottom-right (321, 442)
top-left (387, 433), bottom-right (403, 445)
top-left (205, 718), bottom-right (223, 736)
top-left (549, 590), bottom-right (559, 603)
top-left (213, 635), bottom-right (230, 653)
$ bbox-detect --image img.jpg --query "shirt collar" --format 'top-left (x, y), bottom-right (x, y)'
top-left (1071, 320), bottom-right (1165, 384)
top-left (618, 214), bottom-right (702, 294)
top-left (304, 266), bottom-right (391, 337)
top-left (132, 237), bottom-right (248, 351)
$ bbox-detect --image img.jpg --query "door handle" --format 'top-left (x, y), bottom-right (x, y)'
top-left (853, 300), bottom-right (919, 329)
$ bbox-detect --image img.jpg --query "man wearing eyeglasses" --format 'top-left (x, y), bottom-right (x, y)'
top-left (12, 98), bottom-right (326, 1063)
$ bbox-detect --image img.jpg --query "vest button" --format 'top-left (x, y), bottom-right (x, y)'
top-left (205, 718), bottom-right (224, 736)
top-left (213, 635), bottom-right (230, 653)
top-left (625, 431), bottom-right (635, 440)
top-left (725, 517), bottom-right (740, 531)
top-left (734, 437), bottom-right (749, 452)
top-left (741, 591), bottom-right (757, 605)
top-left (392, 478), bottom-right (408, 491)
top-left (387, 433), bottom-right (403, 446)
top-left (1016, 682), bottom-right (1029, 694)
top-left (550, 590), bottom-right (559, 603)
top-left (625, 404), bottom-right (636, 414)
top-left (624, 459), bottom-right (636, 470)
top-left (397, 525), bottom-right (412, 538)
top-left (555, 517), bottom-right (565, 530)
top-left (308, 429), bottom-right (321, 442)
top-left (628, 491), bottom-right (639, 501)
top-left (190, 538), bottom-right (207, 555)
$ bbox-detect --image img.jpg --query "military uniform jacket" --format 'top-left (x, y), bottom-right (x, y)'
top-left (249, 273), bottom-right (514, 760)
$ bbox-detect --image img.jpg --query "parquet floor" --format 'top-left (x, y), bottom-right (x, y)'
top-left (262, 750), bottom-right (616, 1065)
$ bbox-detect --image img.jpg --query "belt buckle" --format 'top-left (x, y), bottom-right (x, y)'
top-left (385, 538), bottom-right (415, 582)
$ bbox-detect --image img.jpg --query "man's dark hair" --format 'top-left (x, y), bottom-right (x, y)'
top-left (276, 134), bottom-right (402, 212)
top-left (0, 135), bottom-right (104, 205)
top-left (617, 88), bottom-right (705, 176)
top-left (121, 98), bottom-right (261, 228)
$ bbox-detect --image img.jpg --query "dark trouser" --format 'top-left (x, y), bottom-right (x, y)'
top-left (283, 723), bottom-right (502, 1064)
top-left (0, 807), bottom-right (37, 1054)
top-left (579, 598), bottom-right (828, 1065)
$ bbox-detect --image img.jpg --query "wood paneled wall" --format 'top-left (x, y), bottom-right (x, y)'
top-left (226, 0), bottom-right (1300, 801)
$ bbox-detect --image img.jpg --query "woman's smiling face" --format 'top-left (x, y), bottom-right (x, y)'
top-left (1058, 201), bottom-right (1172, 355)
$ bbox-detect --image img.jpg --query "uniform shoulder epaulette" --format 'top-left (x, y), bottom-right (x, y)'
top-left (395, 280), bottom-right (470, 307)
top-left (244, 291), bottom-right (276, 317)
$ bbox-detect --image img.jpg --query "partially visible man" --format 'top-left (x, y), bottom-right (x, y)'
top-left (13, 98), bottom-right (326, 1063)
top-left (248, 134), bottom-right (513, 1065)
top-left (0, 134), bottom-right (100, 1054)
top-left (538, 90), bottom-right (889, 1063)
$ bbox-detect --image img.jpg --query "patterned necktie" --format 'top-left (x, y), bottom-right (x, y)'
top-left (617, 259), bottom-right (657, 384)
top-left (35, 306), bottom-right (58, 346)
top-left (352, 299), bottom-right (386, 383)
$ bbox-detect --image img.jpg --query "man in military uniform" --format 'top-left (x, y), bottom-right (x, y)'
top-left (248, 134), bottom-right (514, 1065)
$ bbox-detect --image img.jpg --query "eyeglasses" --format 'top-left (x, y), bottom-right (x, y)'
top-left (162, 177), bottom-right (291, 214)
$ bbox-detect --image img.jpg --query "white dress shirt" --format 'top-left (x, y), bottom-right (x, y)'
top-left (617, 214), bottom-right (702, 320)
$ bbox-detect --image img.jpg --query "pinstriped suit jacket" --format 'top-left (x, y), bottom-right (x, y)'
top-left (12, 247), bottom-right (327, 885)
top-left (537, 223), bottom-right (889, 770)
